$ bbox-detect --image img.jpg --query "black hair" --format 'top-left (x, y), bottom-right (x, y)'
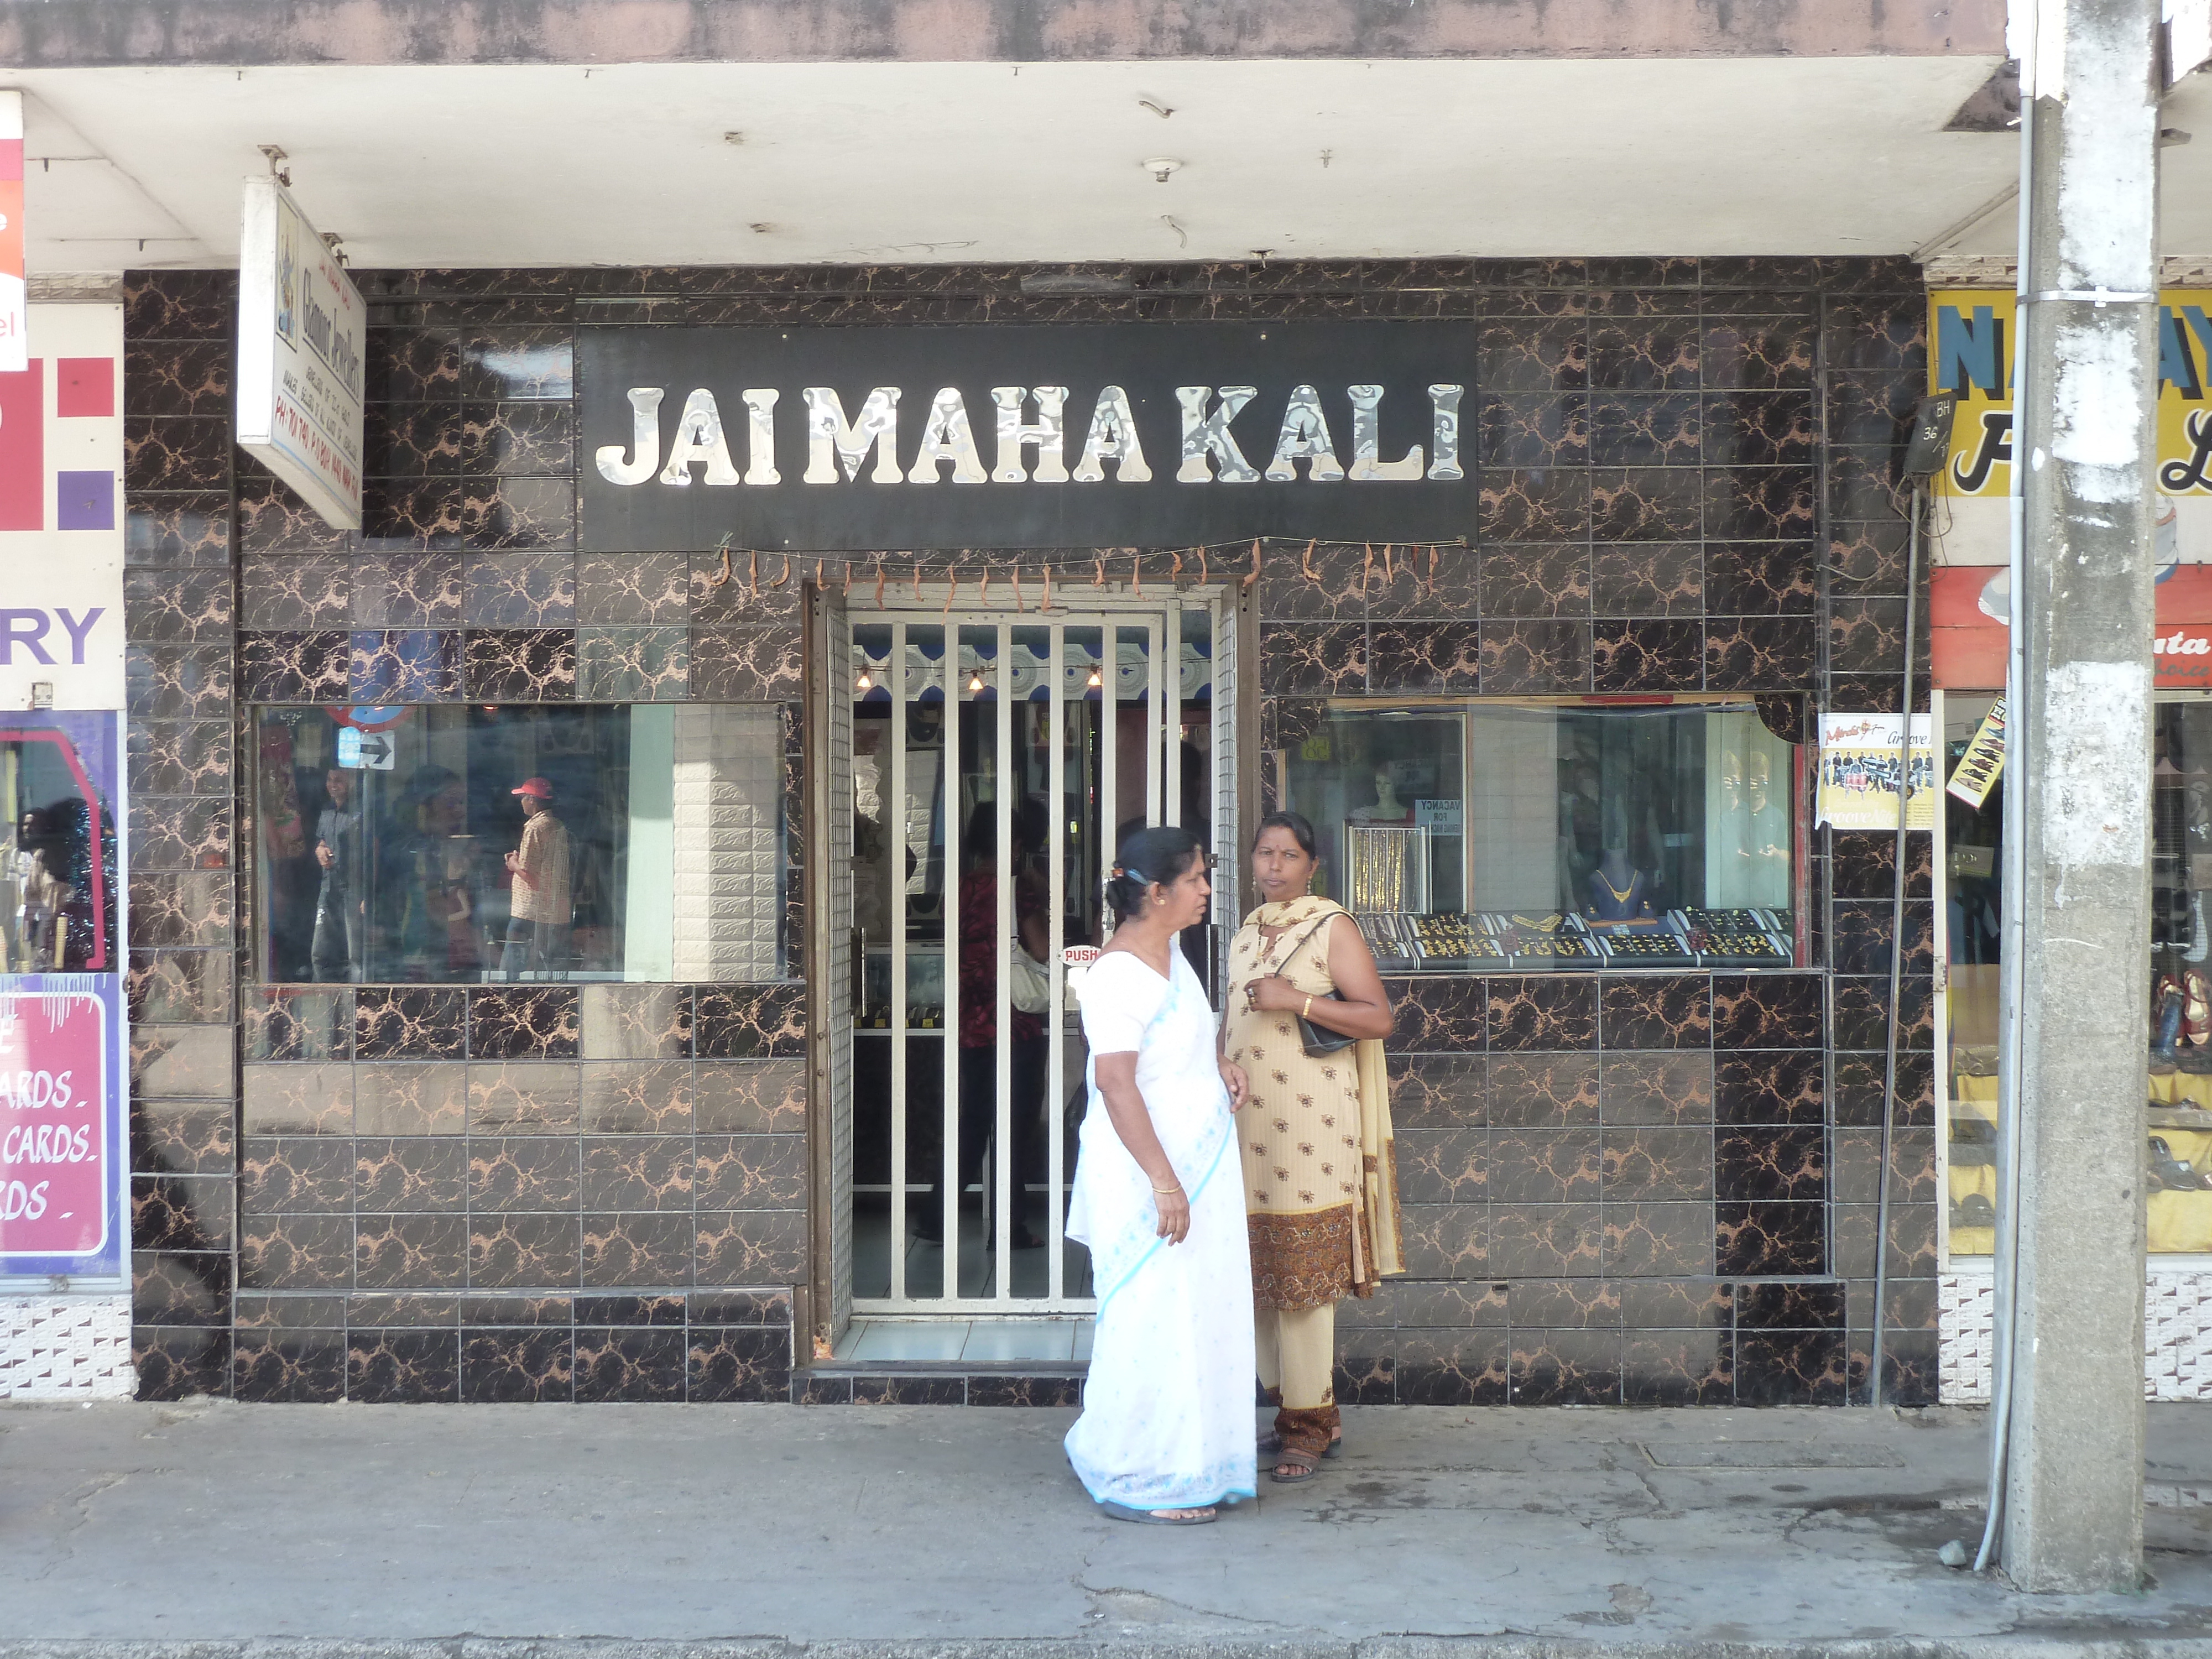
top-left (965, 797), bottom-right (1051, 865)
top-left (1252, 810), bottom-right (1318, 860)
top-left (1104, 824), bottom-right (1206, 926)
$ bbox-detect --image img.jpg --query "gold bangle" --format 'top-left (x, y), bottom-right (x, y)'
top-left (1151, 1180), bottom-right (1182, 1194)
top-left (1302, 995), bottom-right (1313, 1020)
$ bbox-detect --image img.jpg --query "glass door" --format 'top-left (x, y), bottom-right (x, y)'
top-left (843, 605), bottom-right (1219, 1314)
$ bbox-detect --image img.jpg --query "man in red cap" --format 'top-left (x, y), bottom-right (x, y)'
top-left (501, 775), bottom-right (572, 978)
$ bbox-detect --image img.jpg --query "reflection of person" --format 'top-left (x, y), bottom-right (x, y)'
top-left (1063, 825), bottom-right (1255, 1526)
top-left (16, 804), bottom-right (86, 970)
top-left (502, 776), bottom-right (571, 978)
top-left (389, 765), bottom-right (478, 979)
top-left (311, 769), bottom-right (364, 982)
top-left (932, 802), bottom-right (1049, 1248)
top-left (1223, 811), bottom-right (1400, 1484)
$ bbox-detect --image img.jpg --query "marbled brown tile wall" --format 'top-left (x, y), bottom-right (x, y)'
top-left (126, 256), bottom-right (1935, 1405)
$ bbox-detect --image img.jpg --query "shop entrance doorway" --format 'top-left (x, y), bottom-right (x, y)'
top-left (805, 580), bottom-right (1244, 1347)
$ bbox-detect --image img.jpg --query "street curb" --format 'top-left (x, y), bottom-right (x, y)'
top-left (3, 1641), bottom-right (2210, 1659)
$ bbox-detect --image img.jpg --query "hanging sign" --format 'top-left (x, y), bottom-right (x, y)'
top-left (1947, 697), bottom-right (2007, 808)
top-left (578, 320), bottom-right (1477, 551)
top-left (1817, 712), bottom-right (1934, 831)
top-left (237, 175), bottom-right (364, 530)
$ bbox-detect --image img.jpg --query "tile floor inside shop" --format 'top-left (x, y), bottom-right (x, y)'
top-left (849, 1204), bottom-right (1096, 1301)
top-left (836, 1318), bottom-right (1095, 1364)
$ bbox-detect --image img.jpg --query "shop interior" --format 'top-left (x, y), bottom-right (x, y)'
top-left (1277, 697), bottom-right (1801, 972)
top-left (1943, 690), bottom-right (2212, 1257)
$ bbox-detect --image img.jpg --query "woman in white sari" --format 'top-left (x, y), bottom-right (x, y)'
top-left (1065, 825), bottom-right (1256, 1525)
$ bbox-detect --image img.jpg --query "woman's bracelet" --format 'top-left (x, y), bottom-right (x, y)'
top-left (1302, 994), bottom-right (1313, 1020)
top-left (1151, 1180), bottom-right (1183, 1194)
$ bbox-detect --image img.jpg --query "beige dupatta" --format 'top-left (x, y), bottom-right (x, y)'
top-left (1242, 894), bottom-right (1405, 1294)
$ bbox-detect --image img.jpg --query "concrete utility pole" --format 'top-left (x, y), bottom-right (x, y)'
top-left (2000, 0), bottom-right (2161, 1594)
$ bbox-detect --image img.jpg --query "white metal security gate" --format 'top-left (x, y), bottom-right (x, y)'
top-left (837, 587), bottom-right (1233, 1317)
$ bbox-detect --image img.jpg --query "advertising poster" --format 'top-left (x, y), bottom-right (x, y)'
top-left (0, 709), bottom-right (126, 1281)
top-left (1947, 697), bottom-right (2007, 808)
top-left (1817, 712), bottom-right (1935, 831)
top-left (0, 303), bottom-right (123, 710)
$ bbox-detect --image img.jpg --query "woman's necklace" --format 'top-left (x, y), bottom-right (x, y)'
top-left (1596, 867), bottom-right (1637, 902)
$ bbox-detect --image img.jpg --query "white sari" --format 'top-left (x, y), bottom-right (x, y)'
top-left (1065, 947), bottom-right (1257, 1512)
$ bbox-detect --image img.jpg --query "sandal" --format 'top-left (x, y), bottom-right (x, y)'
top-left (1099, 1500), bottom-right (1217, 1525)
top-left (1270, 1447), bottom-right (1322, 1484)
top-left (1258, 1430), bottom-right (1343, 1459)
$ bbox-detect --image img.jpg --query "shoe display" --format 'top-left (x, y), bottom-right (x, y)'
top-left (1952, 1193), bottom-right (1997, 1229)
top-left (2151, 1135), bottom-right (2212, 1192)
top-left (2156, 974), bottom-right (2184, 1060)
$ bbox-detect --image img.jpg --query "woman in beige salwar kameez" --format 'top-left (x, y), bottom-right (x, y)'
top-left (1221, 811), bottom-right (1402, 1484)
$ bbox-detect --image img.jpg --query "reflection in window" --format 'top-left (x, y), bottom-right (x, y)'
top-left (0, 730), bottom-right (112, 974)
top-left (251, 705), bottom-right (785, 984)
top-left (1281, 699), bottom-right (1798, 971)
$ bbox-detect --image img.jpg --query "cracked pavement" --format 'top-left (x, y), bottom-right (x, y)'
top-left (3, 1401), bottom-right (2212, 1649)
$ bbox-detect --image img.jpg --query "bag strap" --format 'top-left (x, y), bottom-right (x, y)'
top-left (1270, 910), bottom-right (1343, 974)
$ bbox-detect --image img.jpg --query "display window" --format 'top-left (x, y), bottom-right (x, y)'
top-left (1941, 688), bottom-right (2212, 1257)
top-left (1277, 697), bottom-right (1803, 972)
top-left (249, 704), bottom-right (787, 984)
top-left (0, 724), bottom-right (116, 974)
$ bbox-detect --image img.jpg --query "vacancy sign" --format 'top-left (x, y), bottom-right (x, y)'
top-left (237, 175), bottom-right (363, 529)
top-left (0, 992), bottom-right (109, 1258)
top-left (0, 304), bottom-right (124, 709)
top-left (0, 93), bottom-right (22, 373)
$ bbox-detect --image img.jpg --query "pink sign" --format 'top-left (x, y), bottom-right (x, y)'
top-left (0, 992), bottom-right (108, 1257)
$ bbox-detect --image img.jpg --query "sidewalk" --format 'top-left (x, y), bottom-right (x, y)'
top-left (4, 1400), bottom-right (2211, 1655)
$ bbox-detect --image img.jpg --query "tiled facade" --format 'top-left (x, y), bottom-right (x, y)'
top-left (123, 257), bottom-right (1936, 1405)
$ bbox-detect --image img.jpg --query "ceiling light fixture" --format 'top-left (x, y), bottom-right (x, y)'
top-left (1144, 158), bottom-right (1183, 183)
top-left (968, 671), bottom-right (985, 693)
top-left (855, 670), bottom-right (872, 691)
top-left (1086, 666), bottom-right (1103, 688)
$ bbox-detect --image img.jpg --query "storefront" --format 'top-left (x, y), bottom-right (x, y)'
top-left (122, 254), bottom-right (1940, 1406)
top-left (1928, 279), bottom-right (2212, 1401)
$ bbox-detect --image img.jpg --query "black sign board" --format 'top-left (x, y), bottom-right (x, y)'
top-left (577, 321), bottom-right (1477, 551)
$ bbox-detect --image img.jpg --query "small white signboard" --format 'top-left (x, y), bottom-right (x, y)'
top-left (236, 175), bottom-right (364, 530)
top-left (336, 725), bottom-right (395, 771)
top-left (1415, 797), bottom-right (1462, 832)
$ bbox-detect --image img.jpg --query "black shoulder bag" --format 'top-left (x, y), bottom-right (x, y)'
top-left (1273, 913), bottom-right (1357, 1057)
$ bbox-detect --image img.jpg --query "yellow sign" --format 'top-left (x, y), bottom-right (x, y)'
top-left (1928, 288), bottom-right (2212, 497)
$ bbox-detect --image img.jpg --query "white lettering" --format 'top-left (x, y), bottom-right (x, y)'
top-left (907, 388), bottom-right (989, 484)
top-left (1264, 384), bottom-right (1346, 482)
top-left (1175, 385), bottom-right (1260, 483)
top-left (1427, 383), bottom-right (1465, 481)
top-left (1346, 384), bottom-right (1425, 481)
top-left (594, 387), bottom-right (665, 486)
top-left (802, 387), bottom-right (904, 484)
top-left (740, 389), bottom-right (780, 487)
top-left (1070, 386), bottom-right (1152, 483)
top-left (658, 389), bottom-right (743, 486)
top-left (990, 387), bottom-right (1070, 484)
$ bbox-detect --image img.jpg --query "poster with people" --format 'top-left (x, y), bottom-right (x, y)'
top-left (1817, 712), bottom-right (1935, 831)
